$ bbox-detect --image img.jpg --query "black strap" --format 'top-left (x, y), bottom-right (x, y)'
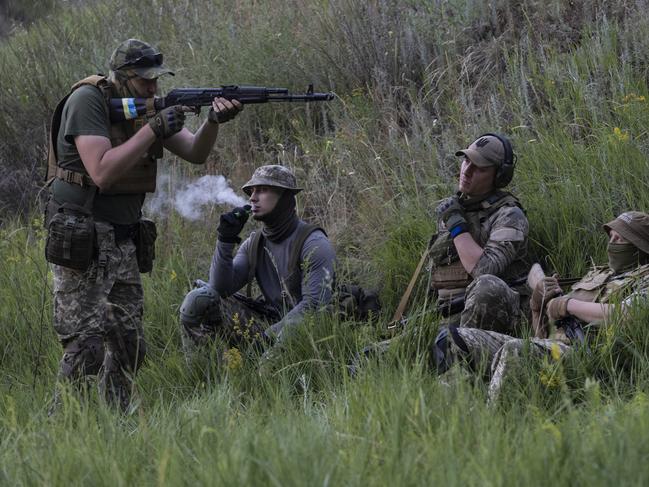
top-left (245, 224), bottom-right (326, 298)
top-left (246, 231), bottom-right (264, 297)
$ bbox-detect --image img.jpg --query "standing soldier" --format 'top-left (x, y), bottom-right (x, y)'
top-left (179, 165), bottom-right (336, 366)
top-left (429, 133), bottom-right (529, 333)
top-left (44, 39), bottom-right (242, 412)
top-left (433, 211), bottom-right (649, 404)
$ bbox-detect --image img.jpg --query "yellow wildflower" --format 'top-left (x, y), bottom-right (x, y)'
top-left (170, 269), bottom-right (177, 281)
top-left (613, 127), bottom-right (630, 142)
top-left (550, 342), bottom-right (562, 361)
top-left (540, 369), bottom-right (561, 388)
top-left (223, 347), bottom-right (242, 371)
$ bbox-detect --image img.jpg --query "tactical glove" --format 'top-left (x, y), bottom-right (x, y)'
top-left (435, 196), bottom-right (468, 237)
top-left (148, 106), bottom-right (186, 139)
top-left (546, 296), bottom-right (571, 321)
top-left (217, 205), bottom-right (251, 243)
top-left (530, 275), bottom-right (562, 313)
top-left (207, 99), bottom-right (243, 124)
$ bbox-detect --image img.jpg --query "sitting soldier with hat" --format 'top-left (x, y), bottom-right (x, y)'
top-left (179, 165), bottom-right (336, 365)
top-left (433, 211), bottom-right (649, 404)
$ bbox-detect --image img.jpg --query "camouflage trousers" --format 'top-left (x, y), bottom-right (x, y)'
top-left (180, 293), bottom-right (278, 367)
top-left (51, 221), bottom-right (145, 412)
top-left (443, 274), bottom-right (523, 334)
top-left (439, 326), bottom-right (570, 404)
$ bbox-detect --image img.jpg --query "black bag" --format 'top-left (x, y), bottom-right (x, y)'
top-left (336, 283), bottom-right (381, 320)
top-left (45, 203), bottom-right (96, 270)
top-left (135, 218), bottom-right (157, 273)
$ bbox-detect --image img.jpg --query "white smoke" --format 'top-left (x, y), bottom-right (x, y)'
top-left (145, 174), bottom-right (248, 221)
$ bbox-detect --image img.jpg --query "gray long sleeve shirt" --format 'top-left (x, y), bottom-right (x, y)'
top-left (209, 220), bottom-right (336, 335)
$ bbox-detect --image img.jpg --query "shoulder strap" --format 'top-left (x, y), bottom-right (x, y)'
top-left (245, 231), bottom-right (264, 297)
top-left (288, 224), bottom-right (326, 275)
top-left (45, 75), bottom-right (112, 186)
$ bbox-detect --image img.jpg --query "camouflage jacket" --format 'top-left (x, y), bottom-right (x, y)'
top-left (429, 191), bottom-right (530, 293)
top-left (568, 263), bottom-right (649, 304)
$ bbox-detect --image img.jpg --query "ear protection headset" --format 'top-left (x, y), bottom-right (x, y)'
top-left (479, 132), bottom-right (517, 188)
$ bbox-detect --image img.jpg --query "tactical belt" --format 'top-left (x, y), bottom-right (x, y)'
top-left (55, 167), bottom-right (97, 187)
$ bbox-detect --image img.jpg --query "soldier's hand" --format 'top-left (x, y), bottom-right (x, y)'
top-left (530, 275), bottom-right (562, 313)
top-left (217, 205), bottom-right (251, 243)
top-left (208, 97), bottom-right (243, 124)
top-left (546, 296), bottom-right (571, 321)
top-left (435, 196), bottom-right (467, 236)
top-left (149, 105), bottom-right (186, 139)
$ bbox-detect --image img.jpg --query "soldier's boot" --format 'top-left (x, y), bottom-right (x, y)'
top-left (48, 335), bottom-right (104, 416)
top-left (99, 330), bottom-right (145, 413)
top-left (430, 326), bottom-right (471, 374)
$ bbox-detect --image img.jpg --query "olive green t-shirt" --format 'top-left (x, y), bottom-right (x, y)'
top-left (51, 84), bottom-right (145, 224)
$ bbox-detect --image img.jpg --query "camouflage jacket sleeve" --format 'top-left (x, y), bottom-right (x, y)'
top-left (471, 206), bottom-right (529, 278)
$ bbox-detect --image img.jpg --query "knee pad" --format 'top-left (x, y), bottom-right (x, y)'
top-left (60, 335), bottom-right (104, 378)
top-left (180, 283), bottom-right (220, 329)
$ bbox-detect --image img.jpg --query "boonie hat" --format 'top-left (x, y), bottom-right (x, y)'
top-left (603, 211), bottom-right (649, 255)
top-left (455, 135), bottom-right (506, 167)
top-left (241, 165), bottom-right (303, 195)
top-left (109, 39), bottom-right (174, 80)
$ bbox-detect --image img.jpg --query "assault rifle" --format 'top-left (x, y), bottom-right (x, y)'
top-left (109, 84), bottom-right (334, 122)
top-left (527, 263), bottom-right (589, 350)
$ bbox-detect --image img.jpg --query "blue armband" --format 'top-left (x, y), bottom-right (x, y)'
top-left (449, 223), bottom-right (469, 238)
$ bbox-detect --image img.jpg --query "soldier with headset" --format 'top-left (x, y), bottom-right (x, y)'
top-left (429, 133), bottom-right (530, 333)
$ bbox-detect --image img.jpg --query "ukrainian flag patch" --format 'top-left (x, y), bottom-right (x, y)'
top-left (122, 98), bottom-right (138, 120)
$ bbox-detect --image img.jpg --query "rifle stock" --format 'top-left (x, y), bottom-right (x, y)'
top-left (109, 84), bottom-right (334, 122)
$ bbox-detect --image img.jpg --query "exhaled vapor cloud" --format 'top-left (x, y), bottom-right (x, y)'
top-left (145, 174), bottom-right (247, 221)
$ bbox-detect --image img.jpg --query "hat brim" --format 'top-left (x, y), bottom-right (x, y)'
top-left (241, 180), bottom-right (303, 196)
top-left (132, 66), bottom-right (175, 80)
top-left (455, 148), bottom-right (496, 167)
top-left (604, 218), bottom-right (649, 255)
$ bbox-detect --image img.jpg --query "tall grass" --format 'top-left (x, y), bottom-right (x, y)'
top-left (2, 0), bottom-right (649, 484)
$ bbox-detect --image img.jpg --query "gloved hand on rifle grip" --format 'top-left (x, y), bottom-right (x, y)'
top-left (435, 196), bottom-right (468, 237)
top-left (208, 97), bottom-right (243, 124)
top-left (217, 205), bottom-right (251, 243)
top-left (148, 105), bottom-right (186, 139)
top-left (530, 275), bottom-right (562, 313)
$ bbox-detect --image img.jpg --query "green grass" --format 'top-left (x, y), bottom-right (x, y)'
top-left (3, 0), bottom-right (649, 484)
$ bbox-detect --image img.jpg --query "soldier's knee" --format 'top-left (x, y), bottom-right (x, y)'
top-left (179, 282), bottom-right (221, 334)
top-left (466, 274), bottom-right (508, 302)
top-left (60, 335), bottom-right (104, 379)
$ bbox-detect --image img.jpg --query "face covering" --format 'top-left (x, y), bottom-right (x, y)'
top-left (607, 242), bottom-right (641, 273)
top-left (259, 191), bottom-right (299, 243)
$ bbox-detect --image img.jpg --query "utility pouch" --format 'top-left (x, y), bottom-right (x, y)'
top-left (45, 202), bottom-right (96, 270)
top-left (135, 218), bottom-right (157, 273)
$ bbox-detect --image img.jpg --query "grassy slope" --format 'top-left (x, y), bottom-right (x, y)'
top-left (2, 0), bottom-right (649, 484)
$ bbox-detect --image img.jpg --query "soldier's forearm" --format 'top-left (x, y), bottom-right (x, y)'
top-left (452, 232), bottom-right (484, 274)
top-left (566, 299), bottom-right (610, 323)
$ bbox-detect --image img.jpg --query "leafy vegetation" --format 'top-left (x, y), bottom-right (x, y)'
top-left (2, 0), bottom-right (649, 484)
